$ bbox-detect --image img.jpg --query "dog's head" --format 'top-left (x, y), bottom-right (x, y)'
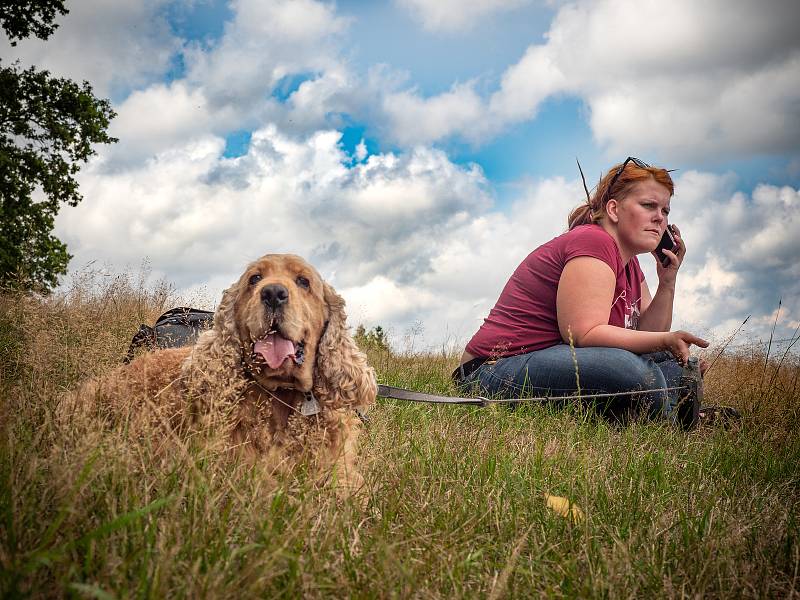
top-left (214, 254), bottom-right (325, 391)
top-left (198, 254), bottom-right (375, 409)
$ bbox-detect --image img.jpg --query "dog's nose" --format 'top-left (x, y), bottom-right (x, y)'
top-left (261, 284), bottom-right (289, 310)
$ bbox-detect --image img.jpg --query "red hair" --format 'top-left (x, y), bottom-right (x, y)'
top-left (568, 161), bottom-right (674, 230)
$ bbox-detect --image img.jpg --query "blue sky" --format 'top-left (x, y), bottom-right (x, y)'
top-left (159, 0), bottom-right (799, 193)
top-left (153, 0), bottom-right (800, 216)
top-left (3, 0), bottom-right (799, 349)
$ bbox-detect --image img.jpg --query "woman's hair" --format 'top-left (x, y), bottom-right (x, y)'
top-left (568, 160), bottom-right (674, 230)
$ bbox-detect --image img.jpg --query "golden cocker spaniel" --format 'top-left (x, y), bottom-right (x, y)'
top-left (65, 254), bottom-right (377, 494)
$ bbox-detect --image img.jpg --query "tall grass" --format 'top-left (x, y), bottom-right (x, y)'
top-left (1, 275), bottom-right (799, 598)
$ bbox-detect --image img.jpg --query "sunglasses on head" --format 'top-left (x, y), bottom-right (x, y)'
top-left (577, 156), bottom-right (674, 206)
top-left (607, 156), bottom-right (651, 190)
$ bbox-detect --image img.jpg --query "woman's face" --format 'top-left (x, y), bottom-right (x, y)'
top-left (610, 178), bottom-right (672, 255)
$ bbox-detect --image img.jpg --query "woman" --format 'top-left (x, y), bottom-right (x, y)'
top-left (456, 157), bottom-right (708, 420)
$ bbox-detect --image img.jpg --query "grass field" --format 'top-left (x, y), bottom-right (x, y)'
top-left (1, 274), bottom-right (799, 598)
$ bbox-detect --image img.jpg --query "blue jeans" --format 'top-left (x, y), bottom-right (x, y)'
top-left (461, 346), bottom-right (683, 422)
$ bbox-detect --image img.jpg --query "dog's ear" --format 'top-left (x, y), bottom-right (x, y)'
top-left (208, 283), bottom-right (241, 348)
top-left (181, 283), bottom-right (245, 393)
top-left (314, 282), bottom-right (377, 410)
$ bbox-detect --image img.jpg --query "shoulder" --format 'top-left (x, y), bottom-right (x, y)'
top-left (534, 225), bottom-right (614, 255)
top-left (567, 224), bottom-right (615, 243)
top-left (562, 225), bottom-right (621, 271)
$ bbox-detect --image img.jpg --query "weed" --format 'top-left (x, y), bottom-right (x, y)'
top-left (1, 280), bottom-right (799, 598)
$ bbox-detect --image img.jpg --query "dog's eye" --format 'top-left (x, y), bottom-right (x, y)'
top-left (295, 275), bottom-right (310, 289)
top-left (248, 274), bottom-right (262, 286)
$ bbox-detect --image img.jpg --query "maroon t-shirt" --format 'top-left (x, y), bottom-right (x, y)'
top-left (466, 224), bottom-right (644, 358)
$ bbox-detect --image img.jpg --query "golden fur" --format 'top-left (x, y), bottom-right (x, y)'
top-left (63, 254), bottom-right (377, 495)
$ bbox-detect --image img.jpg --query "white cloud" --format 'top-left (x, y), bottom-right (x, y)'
top-left (383, 82), bottom-right (487, 145)
top-left (56, 125), bottom-right (491, 298)
top-left (383, 0), bottom-right (800, 160)
top-left (488, 45), bottom-right (567, 122)
top-left (74, 0), bottom-right (359, 166)
top-left (106, 82), bottom-right (220, 165)
top-left (57, 123), bottom-right (569, 349)
top-left (0, 0), bottom-right (179, 97)
top-left (397, 0), bottom-right (533, 32)
top-left (354, 140), bottom-right (367, 162)
top-left (283, 66), bottom-right (356, 131)
top-left (184, 0), bottom-right (349, 111)
top-left (11, 0), bottom-right (798, 351)
top-left (344, 276), bottom-right (439, 325)
top-left (57, 121), bottom-right (800, 349)
top-left (646, 172), bottom-right (800, 342)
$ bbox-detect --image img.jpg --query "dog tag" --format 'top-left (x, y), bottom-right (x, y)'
top-left (301, 392), bottom-right (321, 417)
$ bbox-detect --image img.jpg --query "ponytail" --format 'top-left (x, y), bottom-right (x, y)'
top-left (567, 203), bottom-right (595, 229)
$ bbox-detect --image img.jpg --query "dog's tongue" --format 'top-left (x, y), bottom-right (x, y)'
top-left (254, 333), bottom-right (296, 369)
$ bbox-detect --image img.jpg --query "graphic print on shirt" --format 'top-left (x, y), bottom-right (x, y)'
top-left (612, 289), bottom-right (642, 330)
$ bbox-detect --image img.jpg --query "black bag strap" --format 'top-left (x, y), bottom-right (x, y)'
top-left (155, 307), bottom-right (214, 327)
top-left (124, 324), bottom-right (157, 363)
top-left (124, 307), bottom-right (215, 363)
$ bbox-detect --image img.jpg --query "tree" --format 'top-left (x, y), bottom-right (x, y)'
top-left (0, 0), bottom-right (66, 45)
top-left (0, 0), bottom-right (116, 292)
top-left (354, 324), bottom-right (391, 353)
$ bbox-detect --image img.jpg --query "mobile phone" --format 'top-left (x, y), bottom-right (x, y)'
top-left (655, 225), bottom-right (677, 267)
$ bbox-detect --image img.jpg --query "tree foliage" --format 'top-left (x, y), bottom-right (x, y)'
top-left (354, 324), bottom-right (391, 353)
top-left (0, 0), bottom-right (66, 45)
top-left (0, 0), bottom-right (116, 291)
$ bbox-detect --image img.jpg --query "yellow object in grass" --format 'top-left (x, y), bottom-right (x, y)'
top-left (545, 494), bottom-right (584, 523)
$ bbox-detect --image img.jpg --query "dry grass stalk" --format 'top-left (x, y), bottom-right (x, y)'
top-left (1, 277), bottom-right (799, 598)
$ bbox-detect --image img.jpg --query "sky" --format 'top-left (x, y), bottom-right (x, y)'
top-left (3, 0), bottom-right (799, 352)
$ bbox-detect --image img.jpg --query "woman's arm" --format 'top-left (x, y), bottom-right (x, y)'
top-left (639, 225), bottom-right (686, 331)
top-left (556, 256), bottom-right (707, 362)
top-left (638, 279), bottom-right (674, 331)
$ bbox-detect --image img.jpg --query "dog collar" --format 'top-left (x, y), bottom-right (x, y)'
top-left (300, 392), bottom-right (321, 416)
top-left (241, 359), bottom-right (322, 418)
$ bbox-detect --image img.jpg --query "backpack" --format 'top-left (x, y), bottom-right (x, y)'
top-left (124, 307), bottom-right (214, 363)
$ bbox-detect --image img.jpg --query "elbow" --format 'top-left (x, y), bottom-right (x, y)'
top-left (559, 324), bottom-right (593, 347)
top-left (560, 319), bottom-right (612, 347)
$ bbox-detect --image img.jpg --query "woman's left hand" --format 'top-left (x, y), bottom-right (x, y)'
top-left (654, 225), bottom-right (685, 283)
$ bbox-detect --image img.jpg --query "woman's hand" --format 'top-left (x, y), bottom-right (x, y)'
top-left (654, 225), bottom-right (685, 284)
top-left (661, 330), bottom-right (709, 365)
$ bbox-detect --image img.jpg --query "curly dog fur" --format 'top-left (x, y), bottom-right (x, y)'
top-left (63, 254), bottom-right (377, 495)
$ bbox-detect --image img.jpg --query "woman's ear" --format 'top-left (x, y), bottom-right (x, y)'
top-left (606, 198), bottom-right (620, 224)
top-left (314, 282), bottom-right (376, 410)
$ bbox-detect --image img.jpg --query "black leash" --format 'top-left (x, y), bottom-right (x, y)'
top-left (377, 357), bottom-right (706, 430)
top-left (377, 383), bottom-right (690, 406)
